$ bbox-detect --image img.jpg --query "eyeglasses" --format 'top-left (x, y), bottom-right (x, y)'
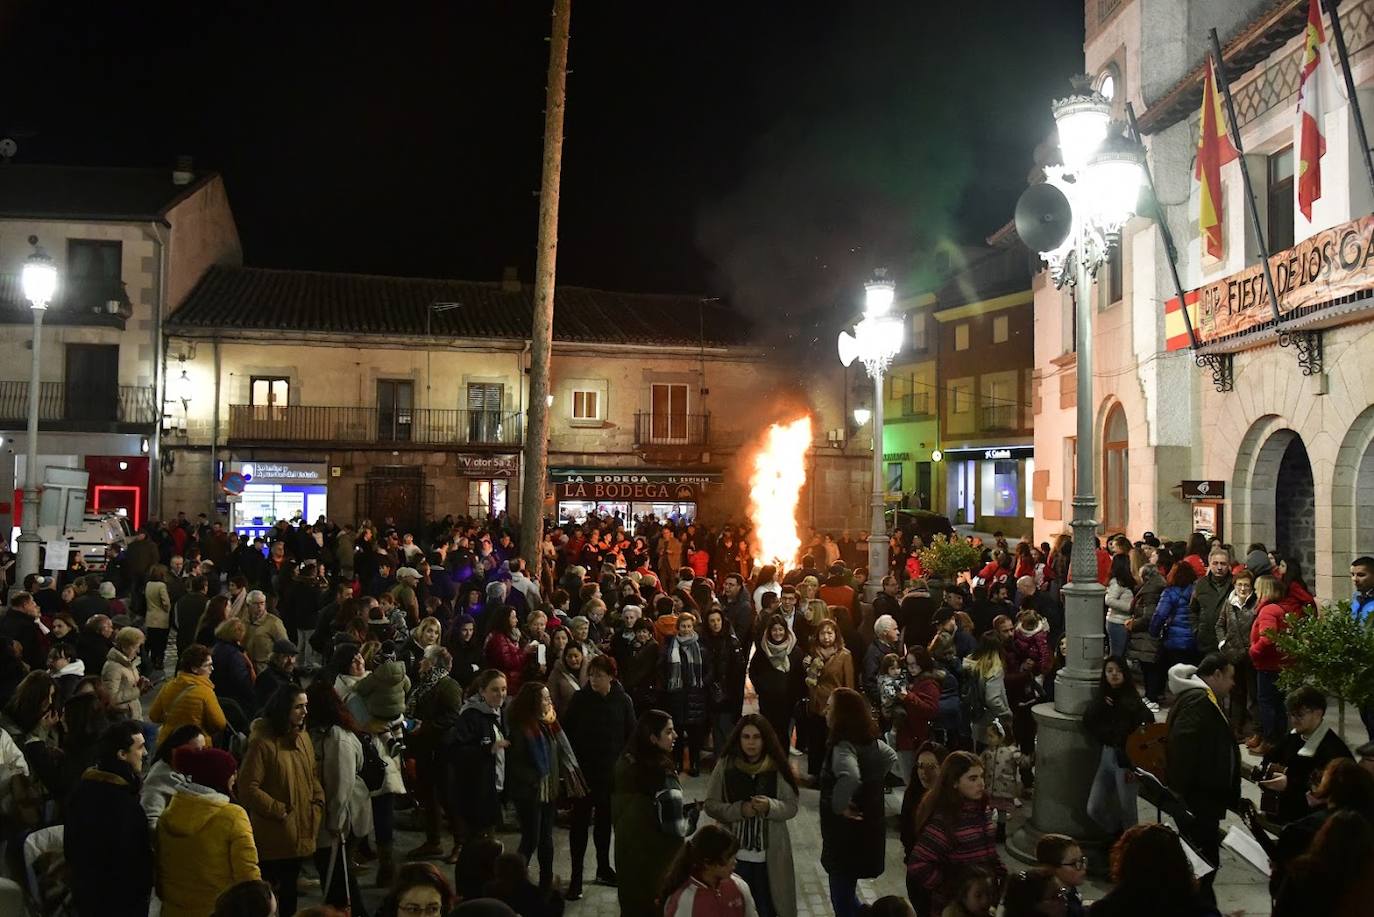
top-left (1059, 857), bottom-right (1088, 869)
top-left (397, 905), bottom-right (444, 917)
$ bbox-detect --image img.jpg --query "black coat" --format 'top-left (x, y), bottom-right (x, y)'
top-left (446, 637), bottom-right (484, 690)
top-left (64, 764), bottom-right (153, 917)
top-left (657, 637), bottom-right (713, 726)
top-left (69, 593), bottom-right (109, 628)
top-left (76, 631), bottom-right (114, 683)
top-left (702, 628), bottom-right (747, 716)
top-left (563, 682), bottom-right (637, 799)
top-left (173, 592), bottom-right (209, 654)
top-left (448, 699), bottom-right (506, 830)
top-left (749, 642), bottom-right (804, 737)
top-left (1165, 686), bottom-right (1240, 821)
top-left (1259, 725), bottom-right (1352, 824)
top-left (1083, 687), bottom-right (1152, 751)
top-left (0, 609), bottom-right (45, 671)
top-left (254, 664), bottom-right (301, 709)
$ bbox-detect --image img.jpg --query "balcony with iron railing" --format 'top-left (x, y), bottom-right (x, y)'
top-left (0, 382), bottom-right (157, 427)
top-left (633, 412), bottom-right (710, 447)
top-left (227, 404), bottom-right (523, 448)
top-left (978, 404), bottom-right (1018, 432)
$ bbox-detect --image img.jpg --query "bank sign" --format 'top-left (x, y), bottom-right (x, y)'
top-left (1166, 213), bottom-right (1374, 351)
top-left (550, 469), bottom-right (721, 503)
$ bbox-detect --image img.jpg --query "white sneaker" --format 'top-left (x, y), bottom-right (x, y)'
top-left (789, 747), bottom-right (804, 756)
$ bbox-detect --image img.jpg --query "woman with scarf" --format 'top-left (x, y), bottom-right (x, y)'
top-left (802, 618), bottom-right (855, 779)
top-left (749, 613), bottom-right (804, 754)
top-left (449, 668), bottom-right (509, 839)
top-left (658, 611), bottom-right (714, 777)
top-left (407, 646), bottom-right (465, 862)
top-left (704, 714), bottom-right (799, 917)
top-left (504, 679), bottom-right (586, 891)
top-left (547, 642), bottom-right (586, 718)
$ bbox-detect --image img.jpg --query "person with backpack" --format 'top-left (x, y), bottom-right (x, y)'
top-left (960, 634), bottom-right (1010, 747)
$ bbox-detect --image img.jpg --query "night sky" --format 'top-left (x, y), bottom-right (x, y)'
top-left (0, 1), bottom-right (1083, 322)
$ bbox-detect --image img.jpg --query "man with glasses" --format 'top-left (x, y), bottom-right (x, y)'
top-left (241, 589), bottom-right (289, 672)
top-left (1252, 684), bottom-right (1352, 824)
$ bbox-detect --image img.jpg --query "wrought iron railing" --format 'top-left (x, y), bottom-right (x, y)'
top-left (228, 404), bottom-right (523, 446)
top-left (0, 382), bottom-right (157, 424)
top-left (633, 411), bottom-right (710, 446)
top-left (979, 404), bottom-right (1018, 432)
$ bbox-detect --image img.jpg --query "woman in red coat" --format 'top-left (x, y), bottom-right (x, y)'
top-left (894, 647), bottom-right (943, 780)
top-left (484, 605), bottom-right (529, 693)
top-left (1250, 574), bottom-right (1294, 756)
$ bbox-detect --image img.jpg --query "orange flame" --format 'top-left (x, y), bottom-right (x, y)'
top-left (748, 416), bottom-right (812, 570)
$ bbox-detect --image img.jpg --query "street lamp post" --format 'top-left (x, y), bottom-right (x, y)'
top-left (1009, 80), bottom-right (1146, 863)
top-left (838, 272), bottom-right (903, 602)
top-left (17, 240), bottom-right (58, 585)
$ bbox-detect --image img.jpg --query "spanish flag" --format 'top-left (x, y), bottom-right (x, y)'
top-left (1196, 58), bottom-right (1239, 260)
top-left (1297, 0), bottom-right (1329, 220)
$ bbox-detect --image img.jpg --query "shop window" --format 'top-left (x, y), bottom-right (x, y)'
top-left (980, 459), bottom-right (1021, 517)
top-left (1103, 404), bottom-right (1129, 532)
top-left (468, 479), bottom-right (507, 519)
top-left (467, 382), bottom-right (505, 443)
top-left (251, 377), bottom-right (290, 420)
top-left (377, 380), bottom-right (414, 441)
top-left (992, 315), bottom-right (1009, 344)
top-left (886, 462), bottom-right (903, 492)
top-left (1268, 145), bottom-right (1295, 249)
top-left (571, 388), bottom-right (600, 421)
top-left (955, 323), bottom-right (970, 351)
top-left (650, 382), bottom-right (689, 443)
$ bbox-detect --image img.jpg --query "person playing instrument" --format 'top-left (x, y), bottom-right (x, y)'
top-left (1249, 685), bottom-right (1352, 825)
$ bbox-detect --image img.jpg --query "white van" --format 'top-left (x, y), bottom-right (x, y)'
top-left (37, 513), bottom-right (133, 571)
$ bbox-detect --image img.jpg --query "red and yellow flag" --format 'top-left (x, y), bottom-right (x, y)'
top-left (1297, 0), bottom-right (1329, 220)
top-left (1196, 59), bottom-right (1239, 260)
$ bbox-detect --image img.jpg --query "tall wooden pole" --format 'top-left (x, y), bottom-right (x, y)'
top-left (520, 0), bottom-right (571, 568)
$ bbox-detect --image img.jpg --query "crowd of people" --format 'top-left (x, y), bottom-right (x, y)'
top-left (0, 510), bottom-right (1371, 917)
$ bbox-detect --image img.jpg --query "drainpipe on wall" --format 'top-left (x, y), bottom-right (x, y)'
top-left (150, 222), bottom-right (171, 520)
top-left (210, 339), bottom-right (221, 515)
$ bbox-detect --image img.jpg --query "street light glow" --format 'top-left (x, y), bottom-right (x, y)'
top-left (1051, 88), bottom-right (1111, 172)
top-left (22, 244), bottom-right (57, 310)
top-left (1083, 136), bottom-right (1146, 231)
top-left (863, 276), bottom-right (895, 317)
top-left (852, 407), bottom-right (871, 426)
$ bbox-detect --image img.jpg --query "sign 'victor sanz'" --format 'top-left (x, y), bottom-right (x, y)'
top-left (1166, 213), bottom-right (1374, 351)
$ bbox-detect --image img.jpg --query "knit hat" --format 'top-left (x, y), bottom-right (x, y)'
top-left (174, 746), bottom-right (237, 795)
top-left (1245, 549), bottom-right (1273, 578)
top-left (272, 638), bottom-right (299, 656)
top-left (99, 582), bottom-right (116, 599)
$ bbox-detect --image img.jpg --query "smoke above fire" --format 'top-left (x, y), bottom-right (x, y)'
top-left (747, 416), bottom-right (813, 571)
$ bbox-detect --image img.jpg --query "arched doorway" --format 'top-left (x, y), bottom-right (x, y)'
top-left (1102, 404), bottom-right (1128, 534)
top-left (1275, 437), bottom-right (1317, 578)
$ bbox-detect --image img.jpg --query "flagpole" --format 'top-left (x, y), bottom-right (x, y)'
top-left (1209, 29), bottom-right (1286, 327)
top-left (1127, 102), bottom-right (1200, 349)
top-left (1322, 0), bottom-right (1374, 202)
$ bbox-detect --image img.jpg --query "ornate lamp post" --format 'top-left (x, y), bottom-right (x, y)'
top-left (17, 239), bottom-right (57, 584)
top-left (1010, 80), bottom-right (1146, 860)
top-left (838, 271), bottom-right (903, 601)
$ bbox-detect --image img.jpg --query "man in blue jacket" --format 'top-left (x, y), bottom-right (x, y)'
top-left (1353, 557), bottom-right (1374, 736)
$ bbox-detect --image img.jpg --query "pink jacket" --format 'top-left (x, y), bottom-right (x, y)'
top-left (663, 875), bottom-right (757, 917)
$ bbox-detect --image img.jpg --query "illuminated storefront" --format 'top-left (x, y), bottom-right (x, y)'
top-left (224, 458), bottom-right (328, 539)
top-left (550, 468), bottom-right (721, 525)
top-left (941, 444), bottom-right (1034, 536)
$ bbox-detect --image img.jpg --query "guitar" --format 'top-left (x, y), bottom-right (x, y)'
top-left (1125, 721), bottom-right (1169, 780)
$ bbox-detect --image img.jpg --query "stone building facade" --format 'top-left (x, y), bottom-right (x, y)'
top-left (163, 265), bottom-right (867, 537)
top-left (1032, 0), bottom-right (1374, 600)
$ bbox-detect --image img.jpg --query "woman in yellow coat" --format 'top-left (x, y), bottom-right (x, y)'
top-left (156, 746), bottom-right (259, 917)
top-left (149, 644), bottom-right (227, 747)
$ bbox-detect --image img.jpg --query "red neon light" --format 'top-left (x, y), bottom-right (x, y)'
top-left (93, 485), bottom-right (143, 531)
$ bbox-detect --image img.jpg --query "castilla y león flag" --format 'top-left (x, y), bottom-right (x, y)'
top-left (1297, 0), bottom-right (1330, 220)
top-left (1196, 58), bottom-right (1238, 260)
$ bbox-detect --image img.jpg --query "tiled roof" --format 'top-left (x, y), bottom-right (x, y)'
top-left (167, 265), bottom-right (752, 347)
top-left (0, 165), bottom-right (214, 221)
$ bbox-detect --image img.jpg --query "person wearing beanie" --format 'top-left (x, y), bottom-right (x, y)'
top-left (64, 721), bottom-right (154, 916)
top-left (1245, 547), bottom-right (1274, 579)
top-left (158, 746), bottom-right (260, 916)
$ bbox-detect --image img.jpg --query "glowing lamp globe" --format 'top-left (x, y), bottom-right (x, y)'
top-left (1052, 89), bottom-right (1111, 173)
top-left (22, 245), bottom-right (57, 310)
top-left (852, 407), bottom-right (871, 426)
top-left (864, 277), bottom-right (896, 317)
top-left (1083, 134), bottom-right (1147, 230)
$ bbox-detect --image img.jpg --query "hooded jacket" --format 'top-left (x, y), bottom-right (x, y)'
top-left (237, 718), bottom-right (325, 860)
top-left (1164, 664), bottom-right (1240, 820)
top-left (353, 659), bottom-right (410, 723)
top-left (1149, 583), bottom-right (1197, 653)
top-left (149, 671), bottom-right (228, 745)
top-left (156, 782), bottom-right (260, 916)
top-left (1011, 618), bottom-right (1051, 675)
top-left (102, 647), bottom-right (144, 720)
top-left (1216, 588), bottom-right (1259, 655)
top-left (450, 694), bottom-right (506, 827)
top-left (139, 759), bottom-right (192, 829)
top-left (312, 724), bottom-right (373, 843)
